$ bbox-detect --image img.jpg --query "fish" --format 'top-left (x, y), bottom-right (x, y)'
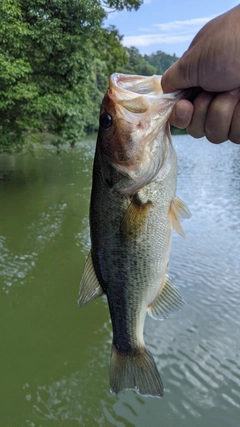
top-left (78, 73), bottom-right (191, 398)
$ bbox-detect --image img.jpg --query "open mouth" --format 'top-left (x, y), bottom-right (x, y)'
top-left (108, 73), bottom-right (181, 115)
top-left (108, 74), bottom-right (163, 114)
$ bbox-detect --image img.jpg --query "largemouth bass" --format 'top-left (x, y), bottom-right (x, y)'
top-left (78, 73), bottom-right (191, 397)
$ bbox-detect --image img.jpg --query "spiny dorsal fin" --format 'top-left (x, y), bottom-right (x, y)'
top-left (169, 197), bottom-right (191, 239)
top-left (148, 275), bottom-right (185, 320)
top-left (78, 251), bottom-right (104, 307)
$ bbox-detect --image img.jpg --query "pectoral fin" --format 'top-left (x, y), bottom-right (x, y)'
top-left (78, 251), bottom-right (104, 307)
top-left (148, 275), bottom-right (185, 320)
top-left (169, 197), bottom-right (191, 239)
top-left (121, 195), bottom-right (152, 240)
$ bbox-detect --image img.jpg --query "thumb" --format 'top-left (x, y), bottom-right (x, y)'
top-left (161, 59), bottom-right (191, 93)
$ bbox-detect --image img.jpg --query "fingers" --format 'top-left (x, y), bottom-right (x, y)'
top-left (205, 90), bottom-right (240, 143)
top-left (169, 90), bottom-right (240, 144)
top-left (187, 92), bottom-right (215, 139)
top-left (227, 96), bottom-right (240, 144)
top-left (168, 100), bottom-right (193, 129)
top-left (188, 89), bottom-right (240, 143)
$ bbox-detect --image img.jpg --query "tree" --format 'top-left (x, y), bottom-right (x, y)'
top-left (144, 51), bottom-right (179, 75)
top-left (121, 46), bottom-right (157, 76)
top-left (84, 26), bottom-right (128, 134)
top-left (0, 0), bottom-right (141, 150)
top-left (103, 0), bottom-right (143, 11)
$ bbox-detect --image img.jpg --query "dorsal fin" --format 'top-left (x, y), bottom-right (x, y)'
top-left (78, 252), bottom-right (104, 307)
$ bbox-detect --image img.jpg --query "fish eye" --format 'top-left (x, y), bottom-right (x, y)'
top-left (100, 113), bottom-right (112, 130)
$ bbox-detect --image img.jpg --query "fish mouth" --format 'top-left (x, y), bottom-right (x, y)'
top-left (110, 73), bottom-right (163, 97)
top-left (109, 73), bottom-right (181, 113)
top-left (108, 74), bottom-right (162, 114)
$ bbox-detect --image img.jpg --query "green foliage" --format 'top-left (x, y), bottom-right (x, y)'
top-left (104, 0), bottom-right (143, 11)
top-left (0, 0), bottom-right (131, 150)
top-left (121, 46), bottom-right (157, 76)
top-left (0, 0), bottom-right (178, 151)
top-left (85, 27), bottom-right (128, 134)
top-left (144, 50), bottom-right (179, 75)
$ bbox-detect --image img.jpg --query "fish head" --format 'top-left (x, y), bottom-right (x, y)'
top-left (97, 73), bottom-right (182, 195)
top-left (98, 93), bottom-right (141, 166)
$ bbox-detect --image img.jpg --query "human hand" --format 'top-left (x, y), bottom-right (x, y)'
top-left (162, 5), bottom-right (240, 143)
top-left (168, 90), bottom-right (240, 144)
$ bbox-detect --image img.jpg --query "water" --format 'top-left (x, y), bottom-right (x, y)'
top-left (0, 135), bottom-right (239, 427)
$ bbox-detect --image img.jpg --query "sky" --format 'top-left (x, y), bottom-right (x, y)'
top-left (105, 0), bottom-right (240, 57)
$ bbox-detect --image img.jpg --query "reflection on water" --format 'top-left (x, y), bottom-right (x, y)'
top-left (28, 345), bottom-right (110, 425)
top-left (0, 203), bottom-right (68, 293)
top-left (0, 135), bottom-right (240, 426)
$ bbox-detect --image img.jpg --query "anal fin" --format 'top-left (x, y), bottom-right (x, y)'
top-left (78, 251), bottom-right (104, 307)
top-left (148, 275), bottom-right (185, 320)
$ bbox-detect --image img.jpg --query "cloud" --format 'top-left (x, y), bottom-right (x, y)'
top-left (123, 34), bottom-right (193, 47)
top-left (153, 16), bottom-right (216, 31)
top-left (122, 15), bottom-right (217, 48)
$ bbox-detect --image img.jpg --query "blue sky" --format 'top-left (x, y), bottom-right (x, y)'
top-left (105, 0), bottom-right (239, 57)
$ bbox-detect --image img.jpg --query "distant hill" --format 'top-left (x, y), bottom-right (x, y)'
top-left (144, 50), bottom-right (179, 75)
top-left (121, 47), bottom-right (179, 76)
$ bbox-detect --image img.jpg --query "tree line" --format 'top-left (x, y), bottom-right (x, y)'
top-left (0, 0), bottom-right (178, 151)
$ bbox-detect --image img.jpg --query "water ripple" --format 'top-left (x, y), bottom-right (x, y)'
top-left (0, 203), bottom-right (68, 293)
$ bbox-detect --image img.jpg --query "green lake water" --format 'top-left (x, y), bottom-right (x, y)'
top-left (0, 135), bottom-right (240, 426)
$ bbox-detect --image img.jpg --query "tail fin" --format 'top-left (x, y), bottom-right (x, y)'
top-left (110, 345), bottom-right (163, 397)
